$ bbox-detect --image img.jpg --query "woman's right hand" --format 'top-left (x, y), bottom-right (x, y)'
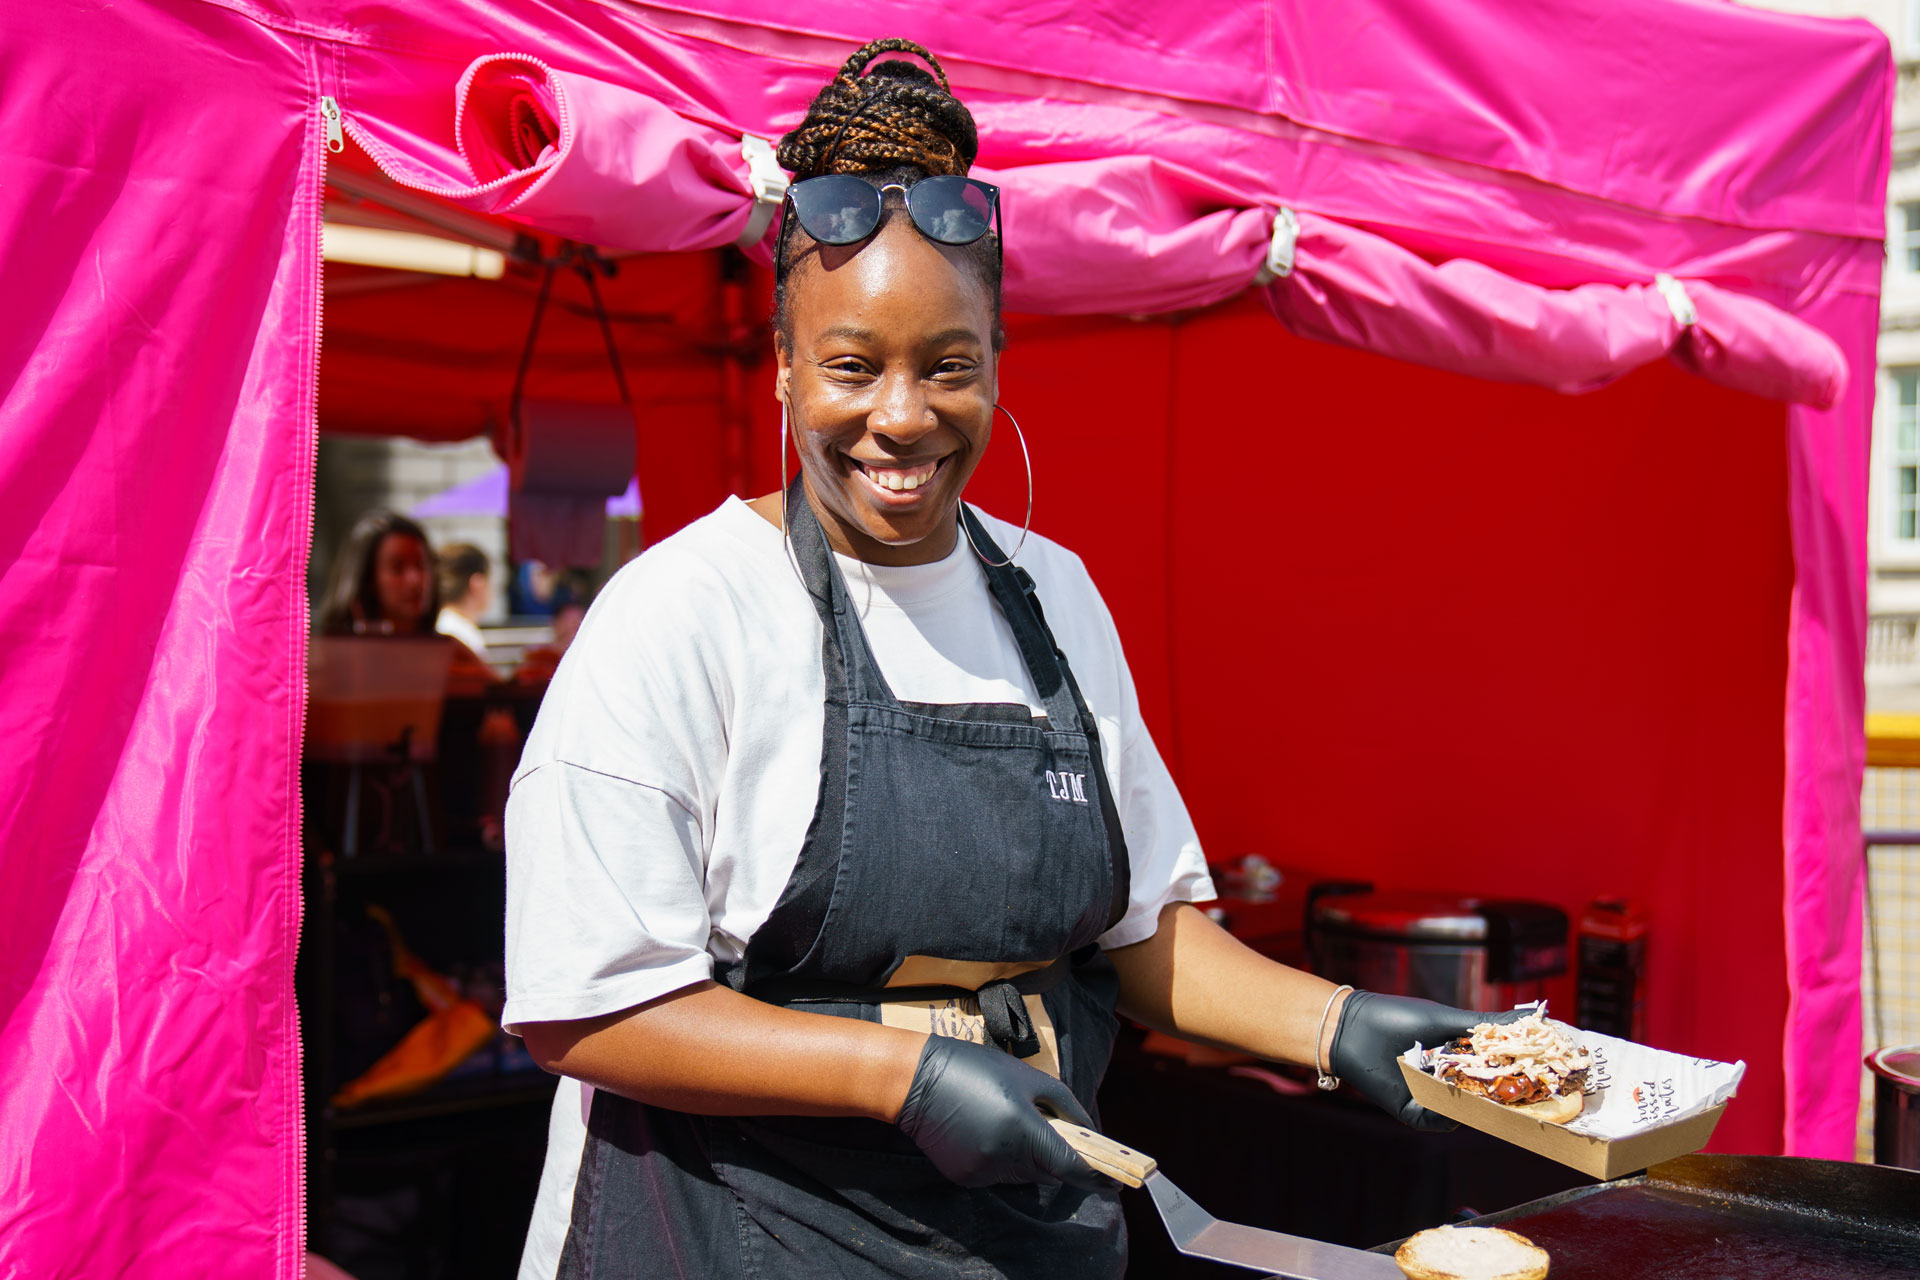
top-left (1329, 991), bottom-right (1524, 1129)
top-left (895, 1035), bottom-right (1108, 1189)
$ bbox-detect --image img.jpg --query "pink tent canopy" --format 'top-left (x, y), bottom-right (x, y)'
top-left (0, 1), bottom-right (1888, 1275)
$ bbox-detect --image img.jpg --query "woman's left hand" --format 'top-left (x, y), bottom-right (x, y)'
top-left (1329, 992), bottom-right (1522, 1130)
top-left (1106, 906), bottom-right (1526, 1130)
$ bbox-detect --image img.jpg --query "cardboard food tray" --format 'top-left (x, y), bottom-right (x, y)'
top-left (1398, 1059), bottom-right (1728, 1180)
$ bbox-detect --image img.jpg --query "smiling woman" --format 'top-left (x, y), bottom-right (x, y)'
top-left (752, 40), bottom-right (1006, 565)
top-left (756, 230), bottom-right (998, 562)
top-left (502, 36), bottom-right (1514, 1280)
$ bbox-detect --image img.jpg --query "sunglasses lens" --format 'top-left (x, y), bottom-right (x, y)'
top-left (788, 175), bottom-right (881, 245)
top-left (910, 176), bottom-right (994, 245)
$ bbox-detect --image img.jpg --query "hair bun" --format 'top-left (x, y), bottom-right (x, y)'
top-left (777, 38), bottom-right (979, 180)
top-left (838, 36), bottom-right (951, 91)
top-left (862, 59), bottom-right (941, 88)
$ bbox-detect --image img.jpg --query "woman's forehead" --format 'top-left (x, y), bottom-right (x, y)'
top-left (789, 221), bottom-right (992, 341)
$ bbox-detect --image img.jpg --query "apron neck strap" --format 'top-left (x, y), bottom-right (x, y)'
top-left (781, 473), bottom-right (842, 632)
top-left (962, 506), bottom-right (1133, 933)
top-left (783, 473), bottom-right (889, 706)
top-left (958, 505), bottom-right (1080, 730)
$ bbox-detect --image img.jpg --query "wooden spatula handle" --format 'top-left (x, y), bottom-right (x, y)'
top-left (1046, 1117), bottom-right (1158, 1188)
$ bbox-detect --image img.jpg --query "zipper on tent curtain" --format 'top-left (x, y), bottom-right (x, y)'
top-left (299, 92), bottom-right (330, 800)
top-left (287, 79), bottom-right (336, 1280)
top-left (320, 97), bottom-right (344, 154)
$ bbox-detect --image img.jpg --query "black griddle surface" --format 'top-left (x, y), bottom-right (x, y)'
top-left (1384, 1155), bottom-right (1920, 1280)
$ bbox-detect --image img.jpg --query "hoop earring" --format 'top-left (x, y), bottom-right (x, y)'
top-left (778, 399), bottom-right (805, 583)
top-left (961, 404), bottom-right (1033, 568)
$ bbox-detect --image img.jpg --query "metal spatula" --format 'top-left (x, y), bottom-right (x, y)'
top-left (1048, 1120), bottom-right (1405, 1280)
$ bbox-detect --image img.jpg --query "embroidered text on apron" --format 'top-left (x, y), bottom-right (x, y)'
top-left (557, 482), bottom-right (1132, 1280)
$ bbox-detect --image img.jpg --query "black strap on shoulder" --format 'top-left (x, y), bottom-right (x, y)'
top-left (961, 508), bottom-right (1133, 934)
top-left (729, 478), bottom-right (855, 988)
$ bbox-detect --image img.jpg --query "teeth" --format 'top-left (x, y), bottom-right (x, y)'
top-left (857, 460), bottom-right (939, 494)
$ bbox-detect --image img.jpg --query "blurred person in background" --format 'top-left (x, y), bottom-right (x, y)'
top-left (511, 558), bottom-right (559, 617)
top-left (318, 511), bottom-right (438, 637)
top-left (435, 543), bottom-right (494, 664)
top-left (515, 581), bottom-right (591, 685)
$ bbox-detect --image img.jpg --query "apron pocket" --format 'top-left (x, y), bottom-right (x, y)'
top-left (714, 1119), bottom-right (993, 1279)
top-left (1048, 970), bottom-right (1123, 1119)
top-left (714, 1119), bottom-right (1125, 1280)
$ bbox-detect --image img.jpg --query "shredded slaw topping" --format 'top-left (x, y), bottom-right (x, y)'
top-left (1430, 1011), bottom-right (1591, 1086)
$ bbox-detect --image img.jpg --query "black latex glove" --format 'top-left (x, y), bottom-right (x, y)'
top-left (895, 1035), bottom-right (1108, 1189)
top-left (1329, 991), bottom-right (1524, 1131)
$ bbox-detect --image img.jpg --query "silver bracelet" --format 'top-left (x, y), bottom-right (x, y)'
top-left (1314, 984), bottom-right (1355, 1091)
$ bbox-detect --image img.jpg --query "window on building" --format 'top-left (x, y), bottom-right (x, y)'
top-left (1902, 205), bottom-right (1920, 275)
top-left (1897, 371), bottom-right (1920, 542)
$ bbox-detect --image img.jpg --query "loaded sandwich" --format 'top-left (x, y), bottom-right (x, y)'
top-left (1428, 1010), bottom-right (1591, 1124)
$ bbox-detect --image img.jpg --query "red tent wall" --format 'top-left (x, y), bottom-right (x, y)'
top-left (325, 263), bottom-right (1793, 1156)
top-left (991, 302), bottom-right (1791, 1157)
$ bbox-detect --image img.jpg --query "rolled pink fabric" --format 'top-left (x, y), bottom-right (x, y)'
top-left (1260, 211), bottom-right (1847, 407)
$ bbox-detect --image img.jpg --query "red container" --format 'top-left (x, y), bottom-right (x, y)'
top-left (1576, 898), bottom-right (1649, 1040)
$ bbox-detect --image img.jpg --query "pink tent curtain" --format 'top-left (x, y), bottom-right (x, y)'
top-left (0, 1), bottom-right (317, 1275)
top-left (0, 1), bottom-right (1889, 1275)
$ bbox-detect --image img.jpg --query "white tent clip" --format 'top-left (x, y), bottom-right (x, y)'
top-left (1255, 206), bottom-right (1300, 285)
top-left (1655, 272), bottom-right (1698, 328)
top-left (737, 134), bottom-right (789, 249)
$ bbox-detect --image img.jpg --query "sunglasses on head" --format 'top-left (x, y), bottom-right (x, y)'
top-left (776, 174), bottom-right (1001, 278)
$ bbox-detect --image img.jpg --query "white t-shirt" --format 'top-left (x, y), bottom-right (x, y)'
top-left (503, 496), bottom-right (1214, 1280)
top-left (435, 606), bottom-right (488, 661)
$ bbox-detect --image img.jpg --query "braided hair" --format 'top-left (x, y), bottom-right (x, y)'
top-left (773, 39), bottom-right (1003, 350)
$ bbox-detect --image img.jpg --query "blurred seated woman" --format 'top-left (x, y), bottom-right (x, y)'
top-left (320, 514), bottom-right (497, 697)
top-left (436, 543), bottom-right (503, 694)
top-left (435, 542), bottom-right (494, 661)
top-left (318, 511), bottom-right (437, 637)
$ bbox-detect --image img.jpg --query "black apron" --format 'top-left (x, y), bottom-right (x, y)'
top-left (556, 483), bottom-right (1133, 1280)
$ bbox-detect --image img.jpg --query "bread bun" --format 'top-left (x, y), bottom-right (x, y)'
top-left (1394, 1226), bottom-right (1550, 1280)
top-left (1504, 1090), bottom-right (1583, 1126)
